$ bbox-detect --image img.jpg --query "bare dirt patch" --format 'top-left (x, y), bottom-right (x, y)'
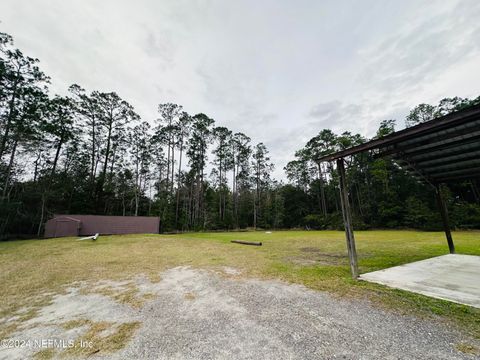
top-left (0, 276), bottom-right (159, 359)
top-left (287, 248), bottom-right (348, 266)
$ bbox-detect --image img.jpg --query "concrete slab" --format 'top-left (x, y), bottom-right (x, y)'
top-left (359, 254), bottom-right (480, 308)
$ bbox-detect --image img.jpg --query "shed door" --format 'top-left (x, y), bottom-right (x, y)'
top-left (54, 220), bottom-right (79, 237)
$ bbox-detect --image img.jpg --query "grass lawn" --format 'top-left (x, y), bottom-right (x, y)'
top-left (1, 230), bottom-right (479, 340)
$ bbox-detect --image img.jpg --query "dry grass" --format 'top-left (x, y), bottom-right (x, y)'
top-left (456, 342), bottom-right (479, 355)
top-left (62, 320), bottom-right (140, 357)
top-left (80, 283), bottom-right (148, 309)
top-left (62, 318), bottom-right (91, 330)
top-left (0, 230), bottom-right (479, 339)
top-left (111, 285), bottom-right (145, 309)
top-left (33, 348), bottom-right (56, 359)
top-left (0, 322), bottom-right (19, 341)
top-left (184, 292), bottom-right (196, 300)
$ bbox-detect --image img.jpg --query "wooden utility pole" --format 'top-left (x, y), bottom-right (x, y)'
top-left (435, 184), bottom-right (455, 254)
top-left (337, 158), bottom-right (359, 279)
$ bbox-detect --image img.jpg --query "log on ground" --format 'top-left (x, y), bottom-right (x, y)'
top-left (231, 240), bottom-right (262, 246)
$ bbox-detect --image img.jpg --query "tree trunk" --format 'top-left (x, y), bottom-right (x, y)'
top-left (200, 146), bottom-right (205, 228)
top-left (201, 168), bottom-right (205, 228)
top-left (50, 139), bottom-right (63, 179)
top-left (0, 75), bottom-right (19, 160)
top-left (2, 138), bottom-right (18, 201)
top-left (134, 191), bottom-right (139, 216)
top-left (122, 192), bottom-right (126, 216)
top-left (166, 139), bottom-right (171, 192)
top-left (37, 193), bottom-right (46, 237)
top-left (219, 156), bottom-right (222, 220)
top-left (171, 139), bottom-right (175, 194)
top-left (90, 114), bottom-right (96, 182)
top-left (253, 190), bottom-right (257, 230)
top-left (101, 118), bottom-right (113, 185)
top-left (134, 152), bottom-right (140, 216)
top-left (232, 160), bottom-right (237, 227)
top-left (355, 183), bottom-right (364, 217)
top-left (255, 163), bottom-right (260, 229)
top-left (158, 161), bottom-right (163, 193)
top-left (175, 138), bottom-right (183, 228)
top-left (94, 154), bottom-right (100, 182)
top-left (109, 144), bottom-right (116, 183)
top-left (33, 151), bottom-right (41, 182)
top-left (317, 162), bottom-right (327, 217)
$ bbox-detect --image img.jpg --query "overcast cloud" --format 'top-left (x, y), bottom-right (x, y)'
top-left (1, 0), bottom-right (479, 179)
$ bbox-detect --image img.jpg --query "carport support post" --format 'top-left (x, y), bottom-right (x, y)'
top-left (434, 184), bottom-right (455, 254)
top-left (336, 158), bottom-right (359, 279)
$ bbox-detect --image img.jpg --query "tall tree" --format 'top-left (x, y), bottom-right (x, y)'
top-left (174, 111), bottom-right (191, 227)
top-left (212, 126), bottom-right (233, 223)
top-left (42, 96), bottom-right (77, 178)
top-left (231, 132), bottom-right (251, 227)
top-left (97, 92), bottom-right (139, 192)
top-left (0, 42), bottom-right (49, 161)
top-left (155, 103), bottom-right (182, 193)
top-left (251, 143), bottom-right (274, 229)
top-left (304, 129), bottom-right (337, 216)
top-left (129, 121), bottom-right (152, 216)
top-left (69, 84), bottom-right (101, 184)
top-left (187, 113), bottom-right (214, 228)
top-left (36, 95), bottom-right (77, 235)
top-left (1, 29), bottom-right (479, 238)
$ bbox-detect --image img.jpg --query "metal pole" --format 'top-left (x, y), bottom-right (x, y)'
top-left (435, 185), bottom-right (455, 254)
top-left (337, 158), bottom-right (359, 278)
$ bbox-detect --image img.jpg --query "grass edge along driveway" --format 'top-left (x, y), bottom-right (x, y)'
top-left (0, 230), bottom-right (479, 342)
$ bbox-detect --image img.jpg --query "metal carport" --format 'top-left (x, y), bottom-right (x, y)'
top-left (317, 104), bottom-right (480, 279)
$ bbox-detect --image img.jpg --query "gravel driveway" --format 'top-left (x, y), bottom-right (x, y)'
top-left (2, 267), bottom-right (478, 359)
top-left (117, 267), bottom-right (476, 360)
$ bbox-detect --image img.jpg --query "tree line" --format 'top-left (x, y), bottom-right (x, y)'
top-left (0, 31), bottom-right (280, 238)
top-left (284, 97), bottom-right (480, 231)
top-left (1, 30), bottom-right (479, 239)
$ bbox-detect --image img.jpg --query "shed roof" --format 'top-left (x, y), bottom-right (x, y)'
top-left (318, 104), bottom-right (480, 184)
top-left (52, 216), bottom-right (81, 222)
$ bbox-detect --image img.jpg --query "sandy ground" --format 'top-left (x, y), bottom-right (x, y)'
top-left (1, 267), bottom-right (478, 359)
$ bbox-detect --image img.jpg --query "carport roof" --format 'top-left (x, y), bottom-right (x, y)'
top-left (318, 104), bottom-right (480, 185)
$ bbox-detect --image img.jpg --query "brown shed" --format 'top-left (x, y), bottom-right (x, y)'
top-left (44, 215), bottom-right (160, 238)
top-left (44, 216), bottom-right (81, 238)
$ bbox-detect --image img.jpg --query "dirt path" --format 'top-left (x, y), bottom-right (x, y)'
top-left (1, 267), bottom-right (478, 359)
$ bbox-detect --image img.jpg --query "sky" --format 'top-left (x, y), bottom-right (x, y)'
top-left (1, 0), bottom-right (480, 180)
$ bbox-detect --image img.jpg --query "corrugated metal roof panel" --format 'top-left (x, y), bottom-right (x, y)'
top-left (319, 104), bottom-right (480, 184)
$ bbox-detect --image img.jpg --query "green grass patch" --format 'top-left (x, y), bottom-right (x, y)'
top-left (0, 230), bottom-right (479, 338)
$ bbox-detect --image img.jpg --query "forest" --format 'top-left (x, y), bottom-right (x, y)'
top-left (1, 30), bottom-right (479, 239)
